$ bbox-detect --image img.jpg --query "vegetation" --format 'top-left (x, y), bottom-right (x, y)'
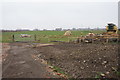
top-left (1, 30), bottom-right (105, 43)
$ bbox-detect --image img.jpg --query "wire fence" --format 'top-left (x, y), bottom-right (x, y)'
top-left (12, 34), bottom-right (77, 43)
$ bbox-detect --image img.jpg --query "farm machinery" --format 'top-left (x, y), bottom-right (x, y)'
top-left (77, 23), bottom-right (120, 43)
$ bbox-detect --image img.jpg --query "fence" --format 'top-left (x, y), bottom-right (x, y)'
top-left (12, 34), bottom-right (36, 42)
top-left (12, 34), bottom-right (77, 43)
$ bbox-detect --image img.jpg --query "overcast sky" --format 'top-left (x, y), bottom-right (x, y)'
top-left (0, 0), bottom-right (119, 30)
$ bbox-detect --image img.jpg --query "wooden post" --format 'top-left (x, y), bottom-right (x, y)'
top-left (79, 38), bottom-right (81, 43)
top-left (34, 34), bottom-right (36, 41)
top-left (48, 37), bottom-right (49, 43)
top-left (106, 38), bottom-right (109, 43)
top-left (76, 38), bottom-right (79, 43)
top-left (68, 37), bottom-right (71, 43)
top-left (117, 38), bottom-right (119, 43)
top-left (12, 35), bottom-right (14, 42)
top-left (92, 38), bottom-right (94, 43)
top-left (91, 39), bottom-right (93, 43)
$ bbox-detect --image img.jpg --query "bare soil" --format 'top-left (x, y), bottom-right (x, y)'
top-left (1, 43), bottom-right (10, 62)
top-left (34, 43), bottom-right (119, 78)
top-left (2, 42), bottom-right (119, 79)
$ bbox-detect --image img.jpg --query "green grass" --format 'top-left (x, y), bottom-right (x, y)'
top-left (52, 66), bottom-right (66, 75)
top-left (14, 34), bottom-right (35, 42)
top-left (1, 30), bottom-right (105, 43)
top-left (46, 61), bottom-right (68, 78)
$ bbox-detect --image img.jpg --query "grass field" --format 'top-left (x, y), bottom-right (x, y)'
top-left (1, 30), bottom-right (105, 43)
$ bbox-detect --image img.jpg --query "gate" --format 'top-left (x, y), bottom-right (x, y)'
top-left (13, 34), bottom-right (36, 42)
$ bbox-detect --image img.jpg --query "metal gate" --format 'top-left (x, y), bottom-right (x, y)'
top-left (13, 34), bottom-right (36, 42)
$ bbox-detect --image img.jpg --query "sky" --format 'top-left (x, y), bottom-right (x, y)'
top-left (0, 0), bottom-right (119, 30)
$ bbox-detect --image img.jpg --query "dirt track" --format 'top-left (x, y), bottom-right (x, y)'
top-left (2, 42), bottom-right (119, 79)
top-left (2, 43), bottom-right (60, 78)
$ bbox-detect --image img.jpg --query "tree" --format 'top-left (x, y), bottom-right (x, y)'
top-left (72, 28), bottom-right (76, 31)
top-left (55, 28), bottom-right (62, 31)
top-left (33, 29), bottom-right (39, 31)
top-left (43, 29), bottom-right (47, 31)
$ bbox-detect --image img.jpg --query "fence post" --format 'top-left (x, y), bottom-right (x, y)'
top-left (34, 34), bottom-right (36, 41)
top-left (48, 37), bottom-right (49, 43)
top-left (12, 35), bottom-right (15, 42)
top-left (76, 37), bottom-right (80, 43)
top-left (106, 38), bottom-right (109, 43)
top-left (92, 38), bottom-right (94, 43)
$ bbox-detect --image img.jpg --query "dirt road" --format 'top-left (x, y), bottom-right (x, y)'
top-left (2, 43), bottom-right (60, 78)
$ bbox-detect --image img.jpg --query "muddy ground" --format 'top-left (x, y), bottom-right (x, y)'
top-left (2, 42), bottom-right (119, 79)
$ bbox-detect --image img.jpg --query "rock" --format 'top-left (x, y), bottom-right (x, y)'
top-left (83, 60), bottom-right (86, 63)
top-left (105, 46), bottom-right (107, 48)
top-left (100, 73), bottom-right (105, 77)
top-left (104, 65), bottom-right (107, 68)
top-left (53, 69), bottom-right (57, 72)
top-left (17, 72), bottom-right (24, 75)
top-left (49, 66), bottom-right (54, 69)
top-left (102, 61), bottom-right (108, 65)
top-left (57, 73), bottom-right (61, 75)
top-left (106, 72), bottom-right (110, 74)
top-left (111, 67), bottom-right (117, 71)
top-left (81, 67), bottom-right (84, 69)
top-left (99, 58), bottom-right (102, 60)
top-left (37, 54), bottom-right (41, 57)
top-left (19, 61), bottom-right (26, 64)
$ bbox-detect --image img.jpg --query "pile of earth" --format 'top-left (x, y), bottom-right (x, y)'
top-left (33, 43), bottom-right (119, 78)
